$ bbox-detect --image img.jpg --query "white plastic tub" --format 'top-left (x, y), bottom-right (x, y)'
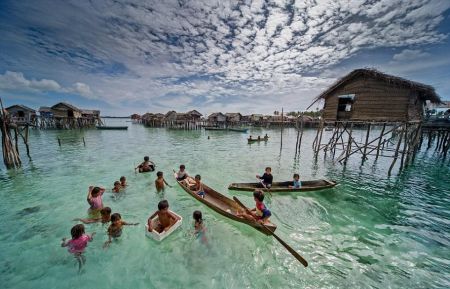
top-left (145, 211), bottom-right (183, 241)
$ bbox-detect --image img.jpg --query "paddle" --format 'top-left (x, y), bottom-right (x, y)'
top-left (233, 196), bottom-right (308, 268)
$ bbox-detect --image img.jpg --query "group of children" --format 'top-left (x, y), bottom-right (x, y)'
top-left (62, 158), bottom-right (300, 272)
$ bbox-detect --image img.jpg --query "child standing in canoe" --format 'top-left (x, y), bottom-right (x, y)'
top-left (173, 165), bottom-right (189, 181)
top-left (61, 224), bottom-right (95, 272)
top-left (104, 213), bottom-right (139, 248)
top-left (147, 200), bottom-right (180, 233)
top-left (256, 167), bottom-right (273, 188)
top-left (87, 186), bottom-right (105, 216)
top-left (155, 171), bottom-right (171, 192)
top-left (237, 190), bottom-right (272, 224)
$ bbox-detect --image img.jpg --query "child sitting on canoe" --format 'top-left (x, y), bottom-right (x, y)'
top-left (193, 210), bottom-right (207, 244)
top-left (237, 190), bottom-right (272, 224)
top-left (135, 156), bottom-right (155, 173)
top-left (74, 207), bottom-right (112, 224)
top-left (87, 186), bottom-right (105, 216)
top-left (173, 165), bottom-right (189, 181)
top-left (189, 174), bottom-right (205, 198)
top-left (61, 224), bottom-right (95, 272)
top-left (256, 167), bottom-right (273, 188)
top-left (289, 173), bottom-right (301, 189)
top-left (104, 213), bottom-right (138, 248)
top-left (155, 171), bottom-right (171, 192)
top-left (120, 176), bottom-right (127, 187)
top-left (147, 200), bottom-right (181, 233)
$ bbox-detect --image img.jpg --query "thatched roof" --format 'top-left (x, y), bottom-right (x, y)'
top-left (315, 69), bottom-right (441, 103)
top-left (6, 104), bottom-right (36, 113)
top-left (51, 102), bottom-right (81, 112)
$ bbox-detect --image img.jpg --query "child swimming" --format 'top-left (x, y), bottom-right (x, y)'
top-left (120, 176), bottom-right (127, 187)
top-left (135, 156), bottom-right (155, 173)
top-left (61, 224), bottom-right (95, 272)
top-left (112, 181), bottom-right (121, 193)
top-left (193, 210), bottom-right (207, 244)
top-left (74, 207), bottom-right (112, 224)
top-left (103, 213), bottom-right (138, 248)
top-left (155, 171), bottom-right (171, 192)
top-left (87, 186), bottom-right (105, 216)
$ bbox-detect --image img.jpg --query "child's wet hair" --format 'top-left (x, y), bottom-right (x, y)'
top-left (101, 207), bottom-right (112, 216)
top-left (158, 200), bottom-right (169, 210)
top-left (156, 171), bottom-right (163, 177)
top-left (293, 173), bottom-right (299, 178)
top-left (144, 156), bottom-right (149, 161)
top-left (110, 213), bottom-right (122, 222)
top-left (120, 176), bottom-right (126, 182)
top-left (180, 165), bottom-right (185, 170)
top-left (253, 190), bottom-right (265, 202)
top-left (195, 174), bottom-right (201, 180)
top-left (265, 167), bottom-right (271, 172)
top-left (114, 181), bottom-right (120, 186)
top-left (71, 224), bottom-right (85, 239)
top-left (193, 210), bottom-right (202, 223)
top-left (91, 187), bottom-right (101, 196)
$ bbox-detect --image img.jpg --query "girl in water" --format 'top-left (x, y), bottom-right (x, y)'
top-left (61, 224), bottom-right (95, 272)
top-left (193, 210), bottom-right (207, 244)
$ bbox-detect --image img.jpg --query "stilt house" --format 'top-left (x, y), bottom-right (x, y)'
top-left (316, 69), bottom-right (441, 122)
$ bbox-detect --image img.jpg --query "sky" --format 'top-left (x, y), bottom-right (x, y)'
top-left (0, 0), bottom-right (449, 116)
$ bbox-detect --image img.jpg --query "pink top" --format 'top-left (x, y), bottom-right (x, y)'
top-left (67, 234), bottom-right (92, 253)
top-left (89, 195), bottom-right (103, 210)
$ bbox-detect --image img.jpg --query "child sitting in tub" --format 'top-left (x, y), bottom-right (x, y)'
top-left (147, 200), bottom-right (180, 233)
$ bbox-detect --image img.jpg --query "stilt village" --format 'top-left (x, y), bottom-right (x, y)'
top-left (2, 69), bottom-right (450, 174)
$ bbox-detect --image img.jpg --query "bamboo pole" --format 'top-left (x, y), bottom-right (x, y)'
top-left (388, 124), bottom-right (405, 176)
top-left (361, 123), bottom-right (371, 162)
top-left (375, 123), bottom-right (386, 161)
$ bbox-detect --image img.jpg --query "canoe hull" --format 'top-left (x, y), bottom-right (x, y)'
top-left (175, 177), bottom-right (276, 235)
top-left (228, 179), bottom-right (337, 192)
top-left (96, 126), bottom-right (128, 130)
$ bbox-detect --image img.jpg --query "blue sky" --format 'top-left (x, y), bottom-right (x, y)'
top-left (0, 0), bottom-right (449, 116)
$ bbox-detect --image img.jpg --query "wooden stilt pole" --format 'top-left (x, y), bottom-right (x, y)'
top-left (375, 123), bottom-right (386, 161)
top-left (361, 123), bottom-right (371, 162)
top-left (399, 123), bottom-right (409, 171)
top-left (388, 123), bottom-right (405, 176)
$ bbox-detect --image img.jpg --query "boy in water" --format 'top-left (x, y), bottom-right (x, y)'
top-left (256, 167), bottom-right (273, 188)
top-left (74, 207), bottom-right (112, 224)
top-left (155, 171), bottom-right (171, 192)
top-left (135, 156), bottom-right (155, 172)
top-left (147, 200), bottom-right (180, 233)
top-left (112, 181), bottom-right (121, 193)
top-left (103, 213), bottom-right (138, 248)
top-left (120, 176), bottom-right (127, 188)
top-left (173, 165), bottom-right (189, 181)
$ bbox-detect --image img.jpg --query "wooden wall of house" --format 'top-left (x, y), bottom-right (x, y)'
top-left (322, 76), bottom-right (424, 121)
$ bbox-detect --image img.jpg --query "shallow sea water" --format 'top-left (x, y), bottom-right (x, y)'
top-left (0, 119), bottom-right (449, 289)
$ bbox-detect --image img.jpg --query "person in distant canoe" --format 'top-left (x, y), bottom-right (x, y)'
top-left (237, 190), bottom-right (272, 224)
top-left (256, 167), bottom-right (273, 188)
top-left (135, 156), bottom-right (155, 173)
top-left (289, 173), bottom-right (301, 189)
top-left (248, 135), bottom-right (253, 141)
top-left (147, 200), bottom-right (180, 233)
top-left (173, 164), bottom-right (189, 181)
top-left (120, 176), bottom-right (127, 187)
top-left (155, 171), bottom-right (171, 192)
top-left (264, 134), bottom-right (269, 140)
top-left (257, 136), bottom-right (261, 141)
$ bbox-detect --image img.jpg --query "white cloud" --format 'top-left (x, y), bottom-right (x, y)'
top-left (392, 49), bottom-right (431, 62)
top-left (0, 71), bottom-right (61, 91)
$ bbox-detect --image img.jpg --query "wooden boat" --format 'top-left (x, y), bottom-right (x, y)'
top-left (228, 179), bottom-right (337, 192)
top-left (175, 176), bottom-right (276, 235)
top-left (204, 126), bottom-right (227, 131)
top-left (145, 210), bottom-right (183, 241)
top-left (96, 126), bottom-right (128, 130)
top-left (248, 137), bottom-right (268, 143)
top-left (228, 128), bottom-right (248, 133)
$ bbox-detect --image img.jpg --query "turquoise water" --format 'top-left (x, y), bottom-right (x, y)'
top-left (1, 119), bottom-right (449, 289)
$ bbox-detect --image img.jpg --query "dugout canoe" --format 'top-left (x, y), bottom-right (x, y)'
top-left (96, 126), bottom-right (128, 130)
top-left (228, 128), bottom-right (248, 133)
top-left (175, 176), bottom-right (277, 235)
top-left (248, 137), bottom-right (268, 144)
top-left (228, 179), bottom-right (337, 192)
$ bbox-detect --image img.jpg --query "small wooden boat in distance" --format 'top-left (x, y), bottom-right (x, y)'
top-left (248, 137), bottom-right (268, 144)
top-left (175, 176), bottom-right (276, 235)
top-left (96, 126), bottom-right (128, 130)
top-left (228, 179), bottom-right (337, 192)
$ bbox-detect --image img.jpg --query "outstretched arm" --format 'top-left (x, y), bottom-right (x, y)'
top-left (164, 179), bottom-right (172, 187)
top-left (61, 238), bottom-right (69, 247)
